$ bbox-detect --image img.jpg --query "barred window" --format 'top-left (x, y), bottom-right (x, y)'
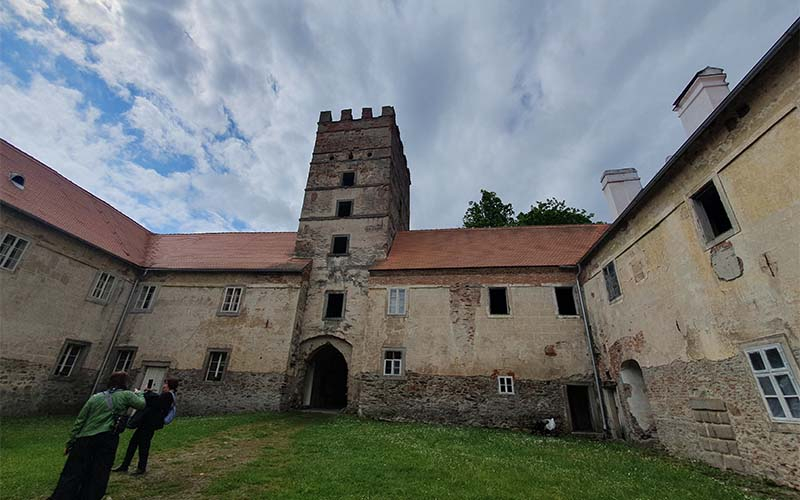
top-left (387, 288), bottom-right (407, 316)
top-left (498, 375), bottom-right (514, 395)
top-left (205, 351), bottom-right (229, 382)
top-left (746, 345), bottom-right (800, 421)
top-left (90, 272), bottom-right (116, 303)
top-left (0, 233), bottom-right (29, 271)
top-left (220, 286), bottom-right (243, 314)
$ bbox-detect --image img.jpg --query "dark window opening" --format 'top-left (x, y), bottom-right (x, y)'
top-left (336, 200), bottom-right (353, 217)
top-left (331, 235), bottom-right (349, 255)
top-left (325, 292), bottom-right (345, 319)
top-left (603, 262), bottom-right (621, 301)
top-left (10, 173), bottom-right (25, 190)
top-left (489, 287), bottom-right (509, 315)
top-left (567, 385), bottom-right (595, 432)
top-left (692, 182), bottom-right (733, 241)
top-left (341, 172), bottom-right (355, 187)
top-left (555, 287), bottom-right (578, 316)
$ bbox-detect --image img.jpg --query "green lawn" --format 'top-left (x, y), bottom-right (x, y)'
top-left (1, 412), bottom-right (795, 499)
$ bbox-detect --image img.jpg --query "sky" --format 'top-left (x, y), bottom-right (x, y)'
top-left (1, 1), bottom-right (797, 233)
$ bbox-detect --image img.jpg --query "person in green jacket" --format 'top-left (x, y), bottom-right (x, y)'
top-left (48, 371), bottom-right (145, 500)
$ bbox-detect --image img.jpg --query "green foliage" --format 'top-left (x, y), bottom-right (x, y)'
top-left (516, 197), bottom-right (596, 226)
top-left (463, 189), bottom-right (515, 228)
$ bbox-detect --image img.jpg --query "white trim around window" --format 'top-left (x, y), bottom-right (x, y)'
top-left (497, 375), bottom-right (515, 395)
top-left (387, 288), bottom-right (407, 316)
top-left (131, 284), bottom-right (159, 312)
top-left (112, 348), bottom-right (136, 373)
top-left (205, 349), bottom-right (230, 382)
top-left (745, 344), bottom-right (800, 422)
top-left (218, 286), bottom-right (245, 315)
top-left (53, 340), bottom-right (90, 377)
top-left (0, 232), bottom-right (30, 272)
top-left (87, 271), bottom-right (117, 304)
top-left (382, 348), bottom-right (405, 377)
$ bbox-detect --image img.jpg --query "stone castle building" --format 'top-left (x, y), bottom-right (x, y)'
top-left (1, 20), bottom-right (797, 489)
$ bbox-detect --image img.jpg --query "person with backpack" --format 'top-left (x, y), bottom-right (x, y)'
top-left (113, 378), bottom-right (178, 475)
top-left (48, 371), bottom-right (145, 500)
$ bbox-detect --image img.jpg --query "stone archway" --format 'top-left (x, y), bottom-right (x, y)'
top-left (620, 359), bottom-right (655, 435)
top-left (303, 343), bottom-right (348, 409)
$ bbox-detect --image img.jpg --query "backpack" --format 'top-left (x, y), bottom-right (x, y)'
top-left (163, 392), bottom-right (177, 425)
top-left (103, 390), bottom-right (128, 435)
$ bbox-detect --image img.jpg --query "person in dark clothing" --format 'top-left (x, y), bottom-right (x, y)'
top-left (113, 378), bottom-right (178, 475)
top-left (49, 372), bottom-right (145, 500)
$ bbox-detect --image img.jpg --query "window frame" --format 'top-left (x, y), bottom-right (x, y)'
top-left (330, 234), bottom-right (350, 256)
top-left (387, 287), bottom-right (408, 316)
top-left (602, 261), bottom-right (622, 303)
top-left (218, 286), bottom-right (245, 316)
top-left (335, 199), bottom-right (354, 218)
top-left (52, 340), bottom-right (90, 378)
top-left (745, 344), bottom-right (800, 423)
top-left (689, 177), bottom-right (739, 249)
top-left (203, 349), bottom-right (231, 382)
top-left (0, 232), bottom-right (31, 272)
top-left (382, 348), bottom-right (405, 377)
top-left (553, 286), bottom-right (579, 317)
top-left (497, 375), bottom-right (515, 395)
top-left (112, 347), bottom-right (137, 373)
top-left (487, 286), bottom-right (511, 317)
top-left (323, 291), bottom-right (346, 320)
top-left (341, 171), bottom-right (356, 187)
top-left (87, 271), bottom-right (118, 305)
top-left (131, 284), bottom-right (159, 313)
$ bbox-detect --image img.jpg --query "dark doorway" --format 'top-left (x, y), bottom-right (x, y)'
top-left (306, 345), bottom-right (348, 409)
top-left (567, 385), bottom-right (595, 432)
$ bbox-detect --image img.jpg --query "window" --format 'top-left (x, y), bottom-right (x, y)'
top-left (205, 351), bottom-right (229, 382)
top-left (0, 233), bottom-right (30, 271)
top-left (555, 286), bottom-right (578, 316)
top-left (9, 173), bottom-right (25, 190)
top-left (336, 200), bottom-right (353, 217)
top-left (54, 342), bottom-right (86, 377)
top-left (341, 172), bottom-right (355, 187)
top-left (331, 235), bottom-right (349, 255)
top-left (113, 349), bottom-right (135, 372)
top-left (498, 375), bottom-right (514, 394)
top-left (383, 350), bottom-right (404, 376)
top-left (89, 272), bottom-right (116, 303)
top-left (603, 262), bottom-right (621, 301)
top-left (324, 292), bottom-right (345, 319)
top-left (488, 287), bottom-right (509, 315)
top-left (746, 345), bottom-right (800, 421)
top-left (387, 288), bottom-right (407, 316)
top-left (219, 286), bottom-right (244, 315)
top-left (133, 285), bottom-right (158, 312)
top-left (691, 181), bottom-right (735, 244)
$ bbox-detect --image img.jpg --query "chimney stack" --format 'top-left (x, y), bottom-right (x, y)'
top-left (601, 168), bottom-right (642, 219)
top-left (673, 67), bottom-right (730, 135)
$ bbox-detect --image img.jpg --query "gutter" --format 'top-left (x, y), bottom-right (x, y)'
top-left (576, 263), bottom-right (609, 435)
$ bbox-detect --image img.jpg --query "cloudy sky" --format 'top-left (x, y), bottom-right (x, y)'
top-left (1, 1), bottom-right (796, 232)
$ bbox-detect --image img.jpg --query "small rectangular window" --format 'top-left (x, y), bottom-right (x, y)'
top-left (331, 235), bottom-right (349, 255)
top-left (555, 286), bottom-right (578, 316)
top-left (383, 350), bottom-right (404, 376)
top-left (54, 342), bottom-right (86, 377)
top-left (0, 233), bottom-right (30, 271)
top-left (603, 262), bottom-right (621, 302)
top-left (205, 351), bottom-right (229, 382)
top-left (133, 285), bottom-right (158, 311)
top-left (498, 375), bottom-right (514, 394)
top-left (746, 345), bottom-right (800, 421)
top-left (341, 172), bottom-right (355, 187)
top-left (387, 288), bottom-right (407, 316)
top-left (691, 181), bottom-right (734, 244)
top-left (113, 349), bottom-right (135, 372)
top-left (324, 292), bottom-right (345, 319)
top-left (336, 200), bottom-right (353, 217)
top-left (488, 287), bottom-right (509, 315)
top-left (220, 286), bottom-right (244, 314)
top-left (90, 272), bottom-right (117, 303)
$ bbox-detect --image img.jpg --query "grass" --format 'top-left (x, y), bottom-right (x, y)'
top-left (1, 412), bottom-right (796, 500)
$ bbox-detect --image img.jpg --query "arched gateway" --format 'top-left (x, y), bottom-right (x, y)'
top-left (302, 344), bottom-right (348, 409)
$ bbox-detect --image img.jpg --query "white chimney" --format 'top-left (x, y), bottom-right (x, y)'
top-left (672, 67), bottom-right (730, 135)
top-left (601, 168), bottom-right (642, 219)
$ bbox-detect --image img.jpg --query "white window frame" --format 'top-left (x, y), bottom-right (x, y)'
top-left (0, 232), bottom-right (30, 272)
top-left (112, 349), bottom-right (136, 372)
top-left (382, 349), bottom-right (404, 377)
top-left (53, 341), bottom-right (88, 377)
top-left (219, 286), bottom-right (244, 315)
top-left (498, 375), bottom-right (515, 395)
top-left (745, 344), bottom-right (800, 422)
top-left (88, 271), bottom-right (117, 304)
top-left (132, 284), bottom-right (158, 312)
top-left (205, 350), bottom-right (229, 382)
top-left (387, 288), bottom-right (407, 316)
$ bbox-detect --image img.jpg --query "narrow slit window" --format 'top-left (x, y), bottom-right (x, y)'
top-left (603, 262), bottom-right (621, 302)
top-left (90, 272), bottom-right (116, 303)
top-left (691, 181), bottom-right (734, 243)
top-left (383, 350), bottom-right (404, 376)
top-left (0, 233), bottom-right (30, 271)
top-left (113, 349), bottom-right (135, 372)
top-left (489, 287), bottom-right (509, 315)
top-left (498, 375), bottom-right (515, 394)
top-left (555, 286), bottom-right (578, 316)
top-left (205, 351), bottom-right (229, 382)
top-left (331, 235), bottom-right (349, 255)
top-left (54, 343), bottom-right (85, 377)
top-left (324, 292), bottom-right (345, 319)
top-left (220, 286), bottom-right (243, 314)
top-left (388, 288), bottom-right (407, 316)
top-left (341, 172), bottom-right (355, 187)
top-left (134, 285), bottom-right (158, 311)
top-left (746, 345), bottom-right (800, 421)
top-left (336, 200), bottom-right (353, 217)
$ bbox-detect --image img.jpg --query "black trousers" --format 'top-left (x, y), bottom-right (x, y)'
top-left (50, 431), bottom-right (119, 500)
top-left (120, 426), bottom-right (156, 471)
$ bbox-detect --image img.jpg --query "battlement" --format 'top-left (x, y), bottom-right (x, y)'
top-left (318, 106), bottom-right (395, 124)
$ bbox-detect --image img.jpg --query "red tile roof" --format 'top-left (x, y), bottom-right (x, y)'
top-left (371, 225), bottom-right (608, 271)
top-left (0, 139), bottom-right (308, 272)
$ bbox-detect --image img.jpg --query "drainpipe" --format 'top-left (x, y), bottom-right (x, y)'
top-left (576, 264), bottom-right (609, 435)
top-left (90, 272), bottom-right (143, 394)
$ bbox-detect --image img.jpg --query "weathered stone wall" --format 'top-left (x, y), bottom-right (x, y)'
top-left (0, 208), bottom-right (137, 416)
top-left (166, 369), bottom-right (286, 415)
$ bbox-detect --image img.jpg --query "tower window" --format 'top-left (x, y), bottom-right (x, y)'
top-left (336, 200), bottom-right (353, 217)
top-left (331, 235), bottom-right (349, 255)
top-left (341, 172), bottom-right (355, 187)
top-left (603, 262), bottom-right (621, 302)
top-left (555, 286), bottom-right (578, 316)
top-left (324, 292), bottom-right (345, 319)
top-left (488, 287), bottom-right (509, 315)
top-left (691, 180), bottom-right (735, 245)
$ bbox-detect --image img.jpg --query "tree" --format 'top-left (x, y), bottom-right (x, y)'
top-left (516, 197), bottom-right (595, 226)
top-left (463, 190), bottom-right (515, 228)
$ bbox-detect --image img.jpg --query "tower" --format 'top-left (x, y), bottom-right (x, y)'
top-left (291, 106), bottom-right (410, 409)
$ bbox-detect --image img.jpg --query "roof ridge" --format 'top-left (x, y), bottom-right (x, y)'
top-left (154, 231), bottom-right (296, 236)
top-left (404, 224), bottom-right (608, 233)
